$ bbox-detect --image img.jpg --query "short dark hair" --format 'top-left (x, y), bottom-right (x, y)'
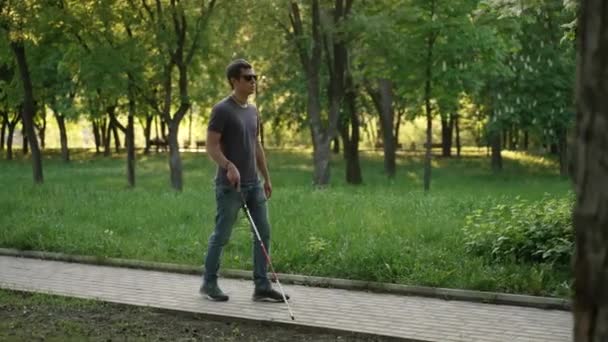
top-left (226, 59), bottom-right (252, 89)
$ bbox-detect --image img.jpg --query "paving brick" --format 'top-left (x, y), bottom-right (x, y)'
top-left (0, 256), bottom-right (572, 342)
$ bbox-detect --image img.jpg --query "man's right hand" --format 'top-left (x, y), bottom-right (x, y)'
top-left (226, 163), bottom-right (241, 191)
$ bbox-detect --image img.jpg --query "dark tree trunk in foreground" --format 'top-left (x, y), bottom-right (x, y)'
top-left (572, 1), bottom-right (608, 341)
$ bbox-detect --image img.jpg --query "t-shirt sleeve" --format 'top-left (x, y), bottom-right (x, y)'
top-left (208, 106), bottom-right (225, 134)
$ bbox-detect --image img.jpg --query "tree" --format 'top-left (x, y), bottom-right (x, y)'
top-left (32, 8), bottom-right (79, 163)
top-left (480, 0), bottom-right (576, 174)
top-left (133, 0), bottom-right (216, 191)
top-left (321, 0), bottom-right (358, 184)
top-left (288, 0), bottom-right (333, 186)
top-left (350, 1), bottom-right (417, 179)
top-left (572, 1), bottom-right (608, 340)
top-left (0, 0), bottom-right (43, 183)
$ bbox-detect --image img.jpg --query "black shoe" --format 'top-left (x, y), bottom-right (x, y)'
top-left (253, 288), bottom-right (290, 302)
top-left (200, 283), bottom-right (229, 302)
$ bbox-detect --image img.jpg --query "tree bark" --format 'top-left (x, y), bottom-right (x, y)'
top-left (343, 74), bottom-right (362, 184)
top-left (103, 118), bottom-right (111, 156)
top-left (92, 119), bottom-right (101, 154)
top-left (0, 111), bottom-right (6, 151)
top-left (573, 3), bottom-right (608, 341)
top-left (332, 137), bottom-right (340, 154)
top-left (108, 102), bottom-right (136, 187)
top-left (111, 117), bottom-right (121, 153)
top-left (381, 80), bottom-right (395, 177)
top-left (441, 114), bottom-right (454, 157)
top-left (6, 122), bottom-right (15, 160)
top-left (168, 119), bottom-right (183, 190)
top-left (127, 103), bottom-right (135, 187)
top-left (22, 125), bottom-right (28, 155)
top-left (11, 41), bottom-right (43, 183)
top-left (490, 127), bottom-right (502, 171)
top-left (53, 109), bottom-right (69, 162)
top-left (369, 79), bottom-right (396, 178)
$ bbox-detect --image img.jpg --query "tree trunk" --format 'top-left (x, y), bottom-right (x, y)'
top-left (6, 120), bottom-right (16, 160)
top-left (423, 25), bottom-right (436, 192)
top-left (308, 18), bottom-right (330, 185)
top-left (11, 41), bottom-right (43, 183)
top-left (103, 118), bottom-right (111, 156)
top-left (490, 128), bottom-right (502, 171)
top-left (0, 112), bottom-right (6, 150)
top-left (455, 113), bottom-right (461, 157)
top-left (368, 79), bottom-right (396, 178)
top-left (163, 59), bottom-right (191, 190)
top-left (512, 127), bottom-right (520, 150)
top-left (168, 120), bottom-right (183, 190)
top-left (161, 118), bottom-right (167, 141)
top-left (523, 130), bottom-right (529, 150)
top-left (290, 0), bottom-right (343, 186)
top-left (127, 107), bottom-right (135, 187)
top-left (441, 114), bottom-right (454, 157)
top-left (143, 114), bottom-right (153, 155)
top-left (573, 2), bottom-right (608, 340)
top-left (53, 110), bottom-right (69, 162)
top-left (343, 76), bottom-right (362, 185)
top-left (312, 134), bottom-right (331, 185)
top-left (111, 119), bottom-right (121, 153)
top-left (35, 108), bottom-right (46, 150)
top-left (332, 137), bottom-right (340, 154)
top-left (22, 125), bottom-right (28, 155)
top-left (379, 79), bottom-right (395, 177)
top-left (92, 119), bottom-right (101, 153)
top-left (108, 102), bottom-right (136, 188)
top-left (394, 108), bottom-right (404, 150)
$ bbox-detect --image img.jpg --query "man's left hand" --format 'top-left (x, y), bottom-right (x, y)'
top-left (264, 180), bottom-right (272, 199)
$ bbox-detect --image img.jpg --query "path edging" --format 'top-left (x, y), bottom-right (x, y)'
top-left (0, 248), bottom-right (571, 311)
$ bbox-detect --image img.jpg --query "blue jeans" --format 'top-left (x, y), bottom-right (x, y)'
top-left (203, 181), bottom-right (271, 290)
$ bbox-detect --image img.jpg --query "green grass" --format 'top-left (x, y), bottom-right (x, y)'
top-left (0, 148), bottom-right (572, 297)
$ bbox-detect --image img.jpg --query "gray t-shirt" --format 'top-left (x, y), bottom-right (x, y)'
top-left (208, 96), bottom-right (259, 185)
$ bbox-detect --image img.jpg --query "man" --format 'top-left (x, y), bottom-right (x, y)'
top-left (201, 59), bottom-right (289, 302)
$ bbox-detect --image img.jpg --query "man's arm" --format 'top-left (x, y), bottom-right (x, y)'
top-left (256, 140), bottom-right (270, 183)
top-left (207, 130), bottom-right (232, 169)
top-left (207, 130), bottom-right (240, 189)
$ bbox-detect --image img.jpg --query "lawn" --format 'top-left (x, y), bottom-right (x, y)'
top-left (0, 148), bottom-right (573, 297)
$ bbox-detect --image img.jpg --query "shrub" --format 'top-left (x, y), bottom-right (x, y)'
top-left (463, 194), bottom-right (574, 265)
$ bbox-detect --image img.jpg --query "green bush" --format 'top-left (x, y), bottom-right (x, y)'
top-left (463, 194), bottom-right (574, 265)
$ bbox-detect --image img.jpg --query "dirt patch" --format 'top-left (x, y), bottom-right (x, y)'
top-left (0, 290), bottom-right (399, 341)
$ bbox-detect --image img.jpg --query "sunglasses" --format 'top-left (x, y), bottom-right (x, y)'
top-left (241, 74), bottom-right (258, 82)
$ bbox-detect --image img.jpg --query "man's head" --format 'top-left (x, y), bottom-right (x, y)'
top-left (226, 59), bottom-right (256, 95)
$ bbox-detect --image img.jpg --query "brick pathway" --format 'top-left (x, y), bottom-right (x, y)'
top-left (0, 255), bottom-right (572, 341)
